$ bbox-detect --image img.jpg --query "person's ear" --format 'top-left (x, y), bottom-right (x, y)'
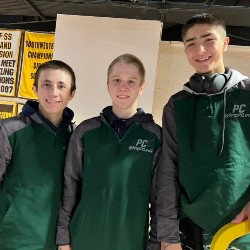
top-left (223, 36), bottom-right (230, 52)
top-left (107, 82), bottom-right (110, 93)
top-left (69, 90), bottom-right (76, 100)
top-left (139, 83), bottom-right (145, 96)
top-left (184, 46), bottom-right (187, 54)
top-left (33, 85), bottom-right (38, 96)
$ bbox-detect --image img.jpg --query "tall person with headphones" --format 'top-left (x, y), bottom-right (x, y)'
top-left (156, 13), bottom-right (250, 250)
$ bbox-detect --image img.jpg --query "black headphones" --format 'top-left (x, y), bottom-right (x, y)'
top-left (189, 70), bottom-right (231, 94)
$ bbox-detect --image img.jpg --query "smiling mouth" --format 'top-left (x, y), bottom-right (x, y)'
top-left (46, 100), bottom-right (60, 103)
top-left (117, 95), bottom-right (129, 99)
top-left (196, 56), bottom-right (211, 62)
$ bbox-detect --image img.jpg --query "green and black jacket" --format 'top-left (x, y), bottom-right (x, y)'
top-left (56, 107), bottom-right (162, 250)
top-left (157, 69), bottom-right (250, 244)
top-left (0, 100), bottom-right (74, 250)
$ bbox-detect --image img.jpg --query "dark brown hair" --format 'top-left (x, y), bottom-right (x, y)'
top-left (182, 13), bottom-right (226, 40)
top-left (33, 60), bottom-right (76, 93)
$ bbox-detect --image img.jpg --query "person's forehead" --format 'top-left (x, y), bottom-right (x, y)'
top-left (184, 24), bottom-right (218, 41)
top-left (38, 68), bottom-right (71, 82)
top-left (39, 68), bottom-right (70, 77)
top-left (110, 63), bottom-right (139, 74)
top-left (40, 68), bottom-right (64, 74)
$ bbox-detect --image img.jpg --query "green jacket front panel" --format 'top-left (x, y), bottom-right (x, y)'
top-left (70, 121), bottom-right (161, 250)
top-left (0, 120), bottom-right (72, 249)
top-left (174, 89), bottom-right (250, 232)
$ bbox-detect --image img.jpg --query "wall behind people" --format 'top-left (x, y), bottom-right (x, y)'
top-left (152, 41), bottom-right (250, 125)
top-left (1, 35), bottom-right (250, 125)
top-left (53, 14), bottom-right (162, 125)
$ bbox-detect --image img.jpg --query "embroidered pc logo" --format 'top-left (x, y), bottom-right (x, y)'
top-left (232, 104), bottom-right (246, 113)
top-left (226, 104), bottom-right (250, 118)
top-left (128, 139), bottom-right (153, 153)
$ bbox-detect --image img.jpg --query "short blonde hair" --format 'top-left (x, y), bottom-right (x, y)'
top-left (107, 54), bottom-right (146, 86)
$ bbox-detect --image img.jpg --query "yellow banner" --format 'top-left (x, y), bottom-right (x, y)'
top-left (0, 30), bottom-right (22, 97)
top-left (18, 31), bottom-right (54, 99)
top-left (0, 101), bottom-right (17, 119)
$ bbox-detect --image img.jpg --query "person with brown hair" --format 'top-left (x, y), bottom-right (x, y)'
top-left (0, 60), bottom-right (76, 249)
top-left (157, 13), bottom-right (250, 250)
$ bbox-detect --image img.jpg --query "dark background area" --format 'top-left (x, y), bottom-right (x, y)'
top-left (1, 0), bottom-right (250, 46)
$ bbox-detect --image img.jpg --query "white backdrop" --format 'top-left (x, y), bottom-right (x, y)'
top-left (53, 14), bottom-right (162, 124)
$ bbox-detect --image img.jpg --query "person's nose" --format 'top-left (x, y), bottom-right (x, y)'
top-left (118, 81), bottom-right (128, 90)
top-left (196, 43), bottom-right (206, 54)
top-left (48, 85), bottom-right (59, 96)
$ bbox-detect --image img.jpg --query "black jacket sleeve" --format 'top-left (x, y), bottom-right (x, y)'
top-left (56, 126), bottom-right (84, 245)
top-left (156, 97), bottom-right (181, 243)
top-left (0, 122), bottom-right (12, 183)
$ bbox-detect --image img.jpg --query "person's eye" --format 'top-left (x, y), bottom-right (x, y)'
top-left (185, 43), bottom-right (194, 49)
top-left (128, 80), bottom-right (135, 85)
top-left (42, 82), bottom-right (49, 87)
top-left (113, 79), bottom-right (121, 84)
top-left (205, 38), bottom-right (214, 43)
top-left (187, 43), bottom-right (194, 47)
top-left (58, 85), bottom-right (65, 89)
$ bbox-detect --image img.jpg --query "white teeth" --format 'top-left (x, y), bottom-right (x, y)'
top-left (118, 95), bottom-right (128, 99)
top-left (197, 57), bottom-right (209, 62)
top-left (47, 100), bottom-right (59, 103)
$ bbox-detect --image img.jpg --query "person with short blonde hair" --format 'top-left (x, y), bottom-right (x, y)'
top-left (57, 53), bottom-right (161, 250)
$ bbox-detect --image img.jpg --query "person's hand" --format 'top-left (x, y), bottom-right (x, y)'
top-left (161, 242), bottom-right (182, 250)
top-left (231, 201), bottom-right (250, 224)
top-left (58, 245), bottom-right (72, 250)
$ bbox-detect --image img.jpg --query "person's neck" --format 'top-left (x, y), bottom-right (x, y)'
top-left (201, 66), bottom-right (226, 76)
top-left (48, 116), bottom-right (63, 127)
top-left (39, 111), bottom-right (63, 127)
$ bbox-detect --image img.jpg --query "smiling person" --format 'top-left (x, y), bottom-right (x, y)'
top-left (56, 54), bottom-right (161, 250)
top-left (0, 60), bottom-right (76, 250)
top-left (157, 13), bottom-right (250, 250)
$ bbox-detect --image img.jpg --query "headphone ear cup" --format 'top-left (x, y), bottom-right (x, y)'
top-left (210, 74), bottom-right (227, 93)
top-left (203, 75), bottom-right (215, 93)
top-left (189, 74), bottom-right (205, 93)
top-left (189, 72), bottom-right (230, 94)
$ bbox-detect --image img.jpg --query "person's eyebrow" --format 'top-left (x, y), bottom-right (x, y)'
top-left (201, 33), bottom-right (212, 39)
top-left (57, 81), bottom-right (66, 85)
top-left (184, 32), bottom-right (212, 44)
top-left (42, 79), bottom-right (52, 83)
top-left (184, 37), bottom-right (195, 44)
